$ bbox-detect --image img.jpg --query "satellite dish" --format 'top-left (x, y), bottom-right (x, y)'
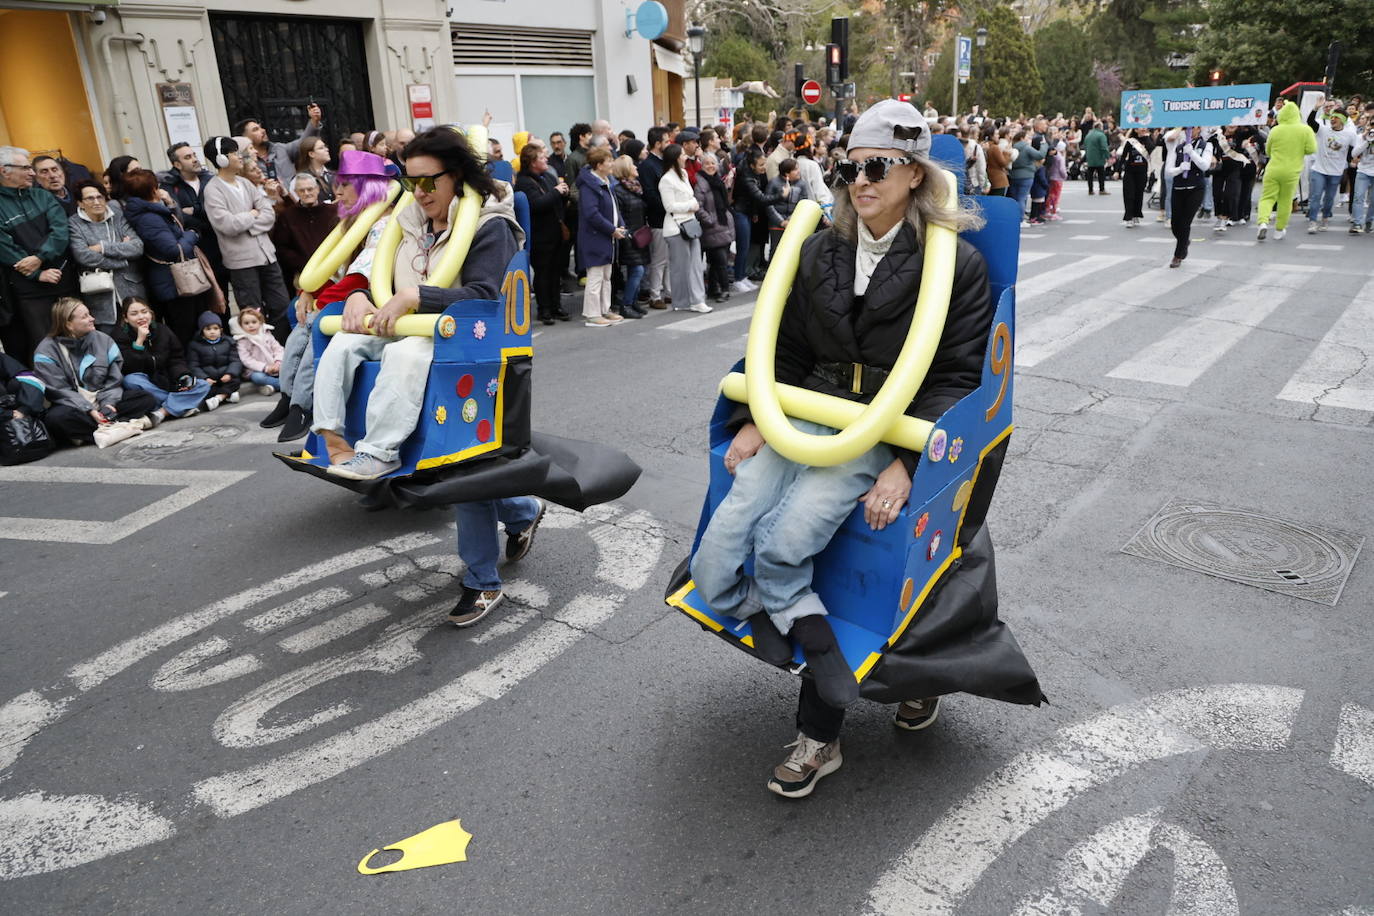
top-left (626, 1), bottom-right (668, 40)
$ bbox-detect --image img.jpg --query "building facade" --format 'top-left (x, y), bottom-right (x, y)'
top-left (0, 0), bottom-right (683, 178)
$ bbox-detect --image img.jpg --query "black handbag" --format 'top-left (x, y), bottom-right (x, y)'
top-left (679, 217), bottom-right (703, 240)
top-left (0, 396), bottom-right (54, 465)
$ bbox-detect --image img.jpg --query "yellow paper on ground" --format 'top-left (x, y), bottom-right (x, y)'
top-left (357, 818), bottom-right (473, 874)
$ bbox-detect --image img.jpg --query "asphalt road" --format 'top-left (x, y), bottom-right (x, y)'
top-left (2, 181), bottom-right (1372, 915)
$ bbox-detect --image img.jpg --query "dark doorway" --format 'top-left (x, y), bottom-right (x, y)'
top-left (210, 13), bottom-right (376, 148)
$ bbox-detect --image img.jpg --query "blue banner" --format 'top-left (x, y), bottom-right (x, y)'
top-left (1120, 84), bottom-right (1272, 129)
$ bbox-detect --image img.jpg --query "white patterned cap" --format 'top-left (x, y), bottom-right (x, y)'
top-left (848, 99), bottom-right (931, 156)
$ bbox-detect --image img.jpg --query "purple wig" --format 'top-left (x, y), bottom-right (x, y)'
top-left (335, 174), bottom-right (392, 219)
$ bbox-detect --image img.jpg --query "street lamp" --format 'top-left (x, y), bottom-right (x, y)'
top-left (687, 24), bottom-right (706, 128)
top-left (976, 27), bottom-right (987, 113)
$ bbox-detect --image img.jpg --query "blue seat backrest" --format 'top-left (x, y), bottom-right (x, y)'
top-left (513, 190), bottom-right (531, 252)
top-left (962, 197), bottom-right (1021, 303)
top-left (929, 133), bottom-right (967, 193)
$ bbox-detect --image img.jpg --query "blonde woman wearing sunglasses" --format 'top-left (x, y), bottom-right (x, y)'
top-left (688, 100), bottom-right (993, 798)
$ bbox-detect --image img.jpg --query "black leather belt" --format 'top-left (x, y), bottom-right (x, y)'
top-left (814, 361), bottom-right (891, 395)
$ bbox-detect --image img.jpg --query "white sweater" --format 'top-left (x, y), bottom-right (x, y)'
top-left (658, 168), bottom-right (699, 237)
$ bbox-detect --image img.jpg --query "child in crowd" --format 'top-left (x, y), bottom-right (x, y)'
top-left (1028, 140), bottom-right (1050, 225)
top-left (234, 307), bottom-right (285, 394)
top-left (186, 311), bottom-right (242, 410)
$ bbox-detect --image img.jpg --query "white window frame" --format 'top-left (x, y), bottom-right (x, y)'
top-left (452, 67), bottom-right (599, 127)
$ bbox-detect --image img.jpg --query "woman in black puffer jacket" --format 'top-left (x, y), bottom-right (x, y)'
top-left (611, 156), bottom-right (650, 319)
top-left (693, 154), bottom-right (736, 303)
top-left (110, 296), bottom-right (212, 417)
top-left (732, 151), bottom-right (781, 281)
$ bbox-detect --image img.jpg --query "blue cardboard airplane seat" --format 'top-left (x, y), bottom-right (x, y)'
top-left (665, 167), bottom-right (1043, 707)
top-left (278, 191), bottom-right (642, 511)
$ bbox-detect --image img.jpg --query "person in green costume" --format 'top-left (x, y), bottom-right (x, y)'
top-left (1256, 100), bottom-right (1316, 240)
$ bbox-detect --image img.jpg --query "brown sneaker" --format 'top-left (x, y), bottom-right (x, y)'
top-left (894, 696), bottom-right (941, 731)
top-left (649, 299), bottom-right (668, 310)
top-left (448, 586), bottom-right (504, 627)
top-left (767, 733), bottom-right (841, 798)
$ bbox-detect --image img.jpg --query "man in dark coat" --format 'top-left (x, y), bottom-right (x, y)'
top-left (160, 142), bottom-right (226, 288)
top-left (0, 146), bottom-right (78, 362)
top-left (637, 127), bottom-right (671, 308)
top-left (513, 144), bottom-right (570, 325)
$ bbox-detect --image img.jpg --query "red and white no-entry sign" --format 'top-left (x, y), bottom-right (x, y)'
top-left (801, 80), bottom-right (823, 105)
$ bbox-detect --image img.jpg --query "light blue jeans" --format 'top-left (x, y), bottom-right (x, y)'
top-left (690, 420), bottom-right (895, 635)
top-left (1354, 173), bottom-right (1374, 227)
top-left (248, 371), bottom-right (280, 390)
top-left (312, 332), bottom-right (433, 462)
top-left (454, 497), bottom-right (542, 590)
top-left (280, 321), bottom-right (316, 409)
top-left (122, 372), bottom-right (210, 417)
top-left (1308, 171), bottom-right (1342, 222)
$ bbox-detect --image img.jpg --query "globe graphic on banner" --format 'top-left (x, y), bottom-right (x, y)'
top-left (1125, 93), bottom-right (1154, 126)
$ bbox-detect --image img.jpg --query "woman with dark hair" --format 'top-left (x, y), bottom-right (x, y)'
top-left (693, 151), bottom-right (735, 304)
top-left (312, 126), bottom-right (517, 480)
top-left (731, 150), bottom-right (775, 286)
top-left (112, 295), bottom-right (210, 418)
top-left (513, 141), bottom-right (570, 325)
top-left (31, 296), bottom-right (162, 443)
top-left (1116, 128), bottom-right (1152, 228)
top-left (294, 136), bottom-right (336, 203)
top-left (103, 155), bottom-right (143, 207)
top-left (657, 143), bottom-right (710, 313)
top-left (122, 168), bottom-right (207, 346)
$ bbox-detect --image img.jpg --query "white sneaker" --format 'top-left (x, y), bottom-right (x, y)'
top-left (743, 278), bottom-right (759, 291)
top-left (1307, 223), bottom-right (1318, 234)
top-left (204, 395), bottom-right (222, 411)
top-left (228, 391), bottom-right (241, 403)
top-left (257, 385), bottom-right (275, 396)
top-left (729, 279), bottom-right (753, 294)
top-left (686, 303), bottom-right (713, 313)
top-left (1319, 218), bottom-right (1328, 231)
top-left (1274, 228), bottom-right (1286, 240)
top-left (1256, 223), bottom-right (1268, 240)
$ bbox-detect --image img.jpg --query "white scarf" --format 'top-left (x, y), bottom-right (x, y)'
top-left (855, 218), bottom-right (902, 296)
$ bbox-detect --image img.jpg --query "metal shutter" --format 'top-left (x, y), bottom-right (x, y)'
top-left (452, 24), bottom-right (594, 69)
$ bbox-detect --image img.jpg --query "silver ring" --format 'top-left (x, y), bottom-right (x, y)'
top-left (882, 499), bottom-right (892, 508)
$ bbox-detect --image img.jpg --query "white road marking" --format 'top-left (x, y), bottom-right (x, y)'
top-left (1070, 234), bottom-right (1109, 240)
top-left (66, 533), bottom-right (441, 692)
top-left (1330, 703), bottom-right (1374, 789)
top-left (0, 792), bottom-right (176, 881)
top-left (1107, 266), bottom-right (1308, 386)
top-left (150, 637), bottom-right (263, 692)
top-left (1139, 237), bottom-right (1174, 244)
top-left (1018, 259), bottom-right (1223, 367)
top-left (0, 692), bottom-right (64, 772)
top-left (277, 603), bottom-right (391, 654)
top-left (862, 684), bottom-right (1303, 916)
top-left (1215, 239), bottom-right (1254, 246)
top-left (1021, 232), bottom-right (1045, 239)
top-left (469, 607), bottom-right (541, 645)
top-left (1018, 252), bottom-right (1056, 264)
top-left (1062, 219), bottom-right (1095, 224)
top-left (1012, 809), bottom-right (1239, 916)
top-left (1016, 255), bottom-right (1133, 303)
top-left (242, 586), bottom-right (353, 634)
top-left (1297, 243), bottom-right (1344, 250)
top-left (0, 466), bottom-right (253, 545)
top-left (1277, 276), bottom-right (1374, 412)
top-left (658, 307), bottom-right (754, 333)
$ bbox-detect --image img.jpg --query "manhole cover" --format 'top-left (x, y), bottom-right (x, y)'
top-left (115, 424), bottom-right (247, 462)
top-left (1121, 498), bottom-right (1363, 606)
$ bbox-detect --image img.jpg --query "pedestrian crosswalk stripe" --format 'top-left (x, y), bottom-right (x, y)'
top-left (1071, 235), bottom-right (1110, 240)
top-left (1016, 254), bottom-right (1133, 305)
top-left (1063, 219), bottom-right (1095, 224)
top-left (1022, 233), bottom-right (1045, 239)
top-left (1017, 252), bottom-right (1056, 265)
top-left (1016, 260), bottom-right (1218, 368)
top-left (1276, 276), bottom-right (1374, 413)
top-left (1297, 243), bottom-right (1344, 251)
top-left (1106, 267), bottom-right (1306, 387)
top-left (1139, 238), bottom-right (1173, 244)
top-left (657, 306), bottom-right (753, 333)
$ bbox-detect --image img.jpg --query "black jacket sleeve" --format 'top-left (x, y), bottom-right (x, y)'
top-left (910, 244), bottom-right (992, 423)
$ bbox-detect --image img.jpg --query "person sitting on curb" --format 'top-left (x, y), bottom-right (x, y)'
top-left (186, 311), bottom-right (242, 410)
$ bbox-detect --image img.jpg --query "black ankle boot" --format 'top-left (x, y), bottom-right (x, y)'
top-left (260, 393), bottom-right (290, 428)
top-left (791, 615), bottom-right (859, 708)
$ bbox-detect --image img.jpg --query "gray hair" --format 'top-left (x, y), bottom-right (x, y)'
top-left (0, 146), bottom-right (30, 168)
top-left (829, 155), bottom-right (984, 245)
top-left (588, 134), bottom-right (610, 149)
top-left (292, 172), bottom-right (320, 190)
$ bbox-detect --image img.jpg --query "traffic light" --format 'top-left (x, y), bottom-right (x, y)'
top-left (795, 62), bottom-right (805, 101)
top-left (1209, 69), bottom-right (1223, 85)
top-left (826, 43), bottom-right (842, 86)
top-left (830, 17), bottom-right (850, 81)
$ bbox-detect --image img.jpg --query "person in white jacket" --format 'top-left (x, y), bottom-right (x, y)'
top-left (1163, 126), bottom-right (1214, 267)
top-left (1306, 103), bottom-right (1357, 232)
top-left (202, 136), bottom-right (290, 340)
top-left (1351, 121), bottom-right (1374, 233)
top-left (658, 144), bottom-right (711, 313)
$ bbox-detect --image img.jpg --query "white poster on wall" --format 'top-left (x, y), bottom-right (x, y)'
top-left (163, 106), bottom-right (201, 148)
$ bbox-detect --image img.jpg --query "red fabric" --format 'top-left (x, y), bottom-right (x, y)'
top-left (315, 273), bottom-right (369, 307)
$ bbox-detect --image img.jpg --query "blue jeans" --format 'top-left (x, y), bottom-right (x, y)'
top-left (1008, 177), bottom-right (1032, 215)
top-left (732, 210), bottom-right (752, 281)
top-left (1354, 173), bottom-right (1374, 226)
top-left (454, 497), bottom-right (542, 591)
top-left (621, 264), bottom-right (645, 308)
top-left (690, 420), bottom-right (895, 635)
top-left (249, 371), bottom-right (280, 390)
top-left (1308, 171), bottom-right (1342, 221)
top-left (122, 372), bottom-right (210, 417)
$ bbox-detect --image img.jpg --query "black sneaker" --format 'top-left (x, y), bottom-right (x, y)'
top-left (277, 405), bottom-right (311, 442)
top-left (894, 696), bottom-right (941, 731)
top-left (260, 393), bottom-right (291, 428)
top-left (448, 586), bottom-right (504, 627)
top-left (791, 616), bottom-right (859, 708)
top-left (505, 498), bottom-right (546, 562)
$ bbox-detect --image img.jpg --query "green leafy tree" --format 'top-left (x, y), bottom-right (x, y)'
top-left (1087, 0), bottom-right (1203, 92)
top-left (929, 5), bottom-right (1042, 116)
top-left (1034, 20), bottom-right (1098, 115)
top-left (1191, 0), bottom-right (1374, 97)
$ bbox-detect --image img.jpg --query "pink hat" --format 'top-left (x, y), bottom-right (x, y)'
top-left (337, 150), bottom-right (393, 178)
